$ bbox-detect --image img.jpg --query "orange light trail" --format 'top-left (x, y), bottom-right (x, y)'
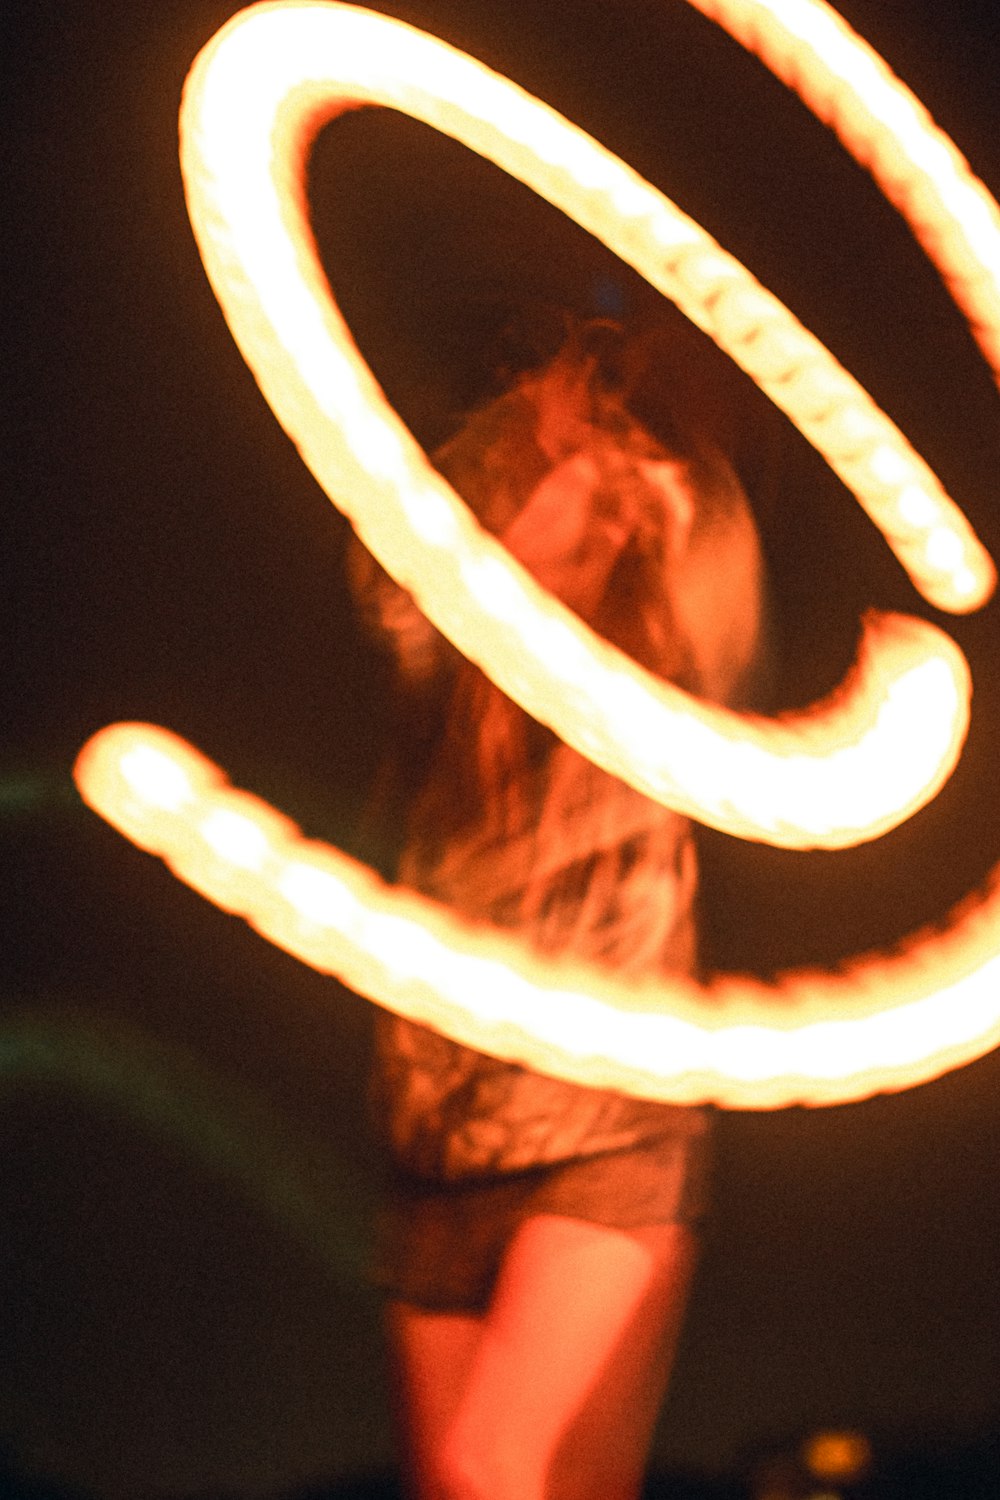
top-left (75, 1), bottom-right (1000, 1105)
top-left (75, 723), bottom-right (1000, 1109)
top-left (175, 1), bottom-right (993, 851)
top-left (689, 0), bottom-right (1000, 390)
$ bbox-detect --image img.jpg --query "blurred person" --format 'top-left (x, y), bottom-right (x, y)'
top-left (349, 317), bottom-right (772, 1500)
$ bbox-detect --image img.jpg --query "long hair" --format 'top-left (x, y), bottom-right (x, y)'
top-left (395, 321), bottom-right (770, 979)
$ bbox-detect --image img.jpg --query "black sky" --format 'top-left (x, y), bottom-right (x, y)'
top-left (5, 2), bottom-right (1000, 1495)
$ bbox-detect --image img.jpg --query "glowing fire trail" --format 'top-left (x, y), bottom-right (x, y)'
top-left (76, 722), bottom-right (1000, 1109)
top-left (77, 1), bottom-right (1000, 1105)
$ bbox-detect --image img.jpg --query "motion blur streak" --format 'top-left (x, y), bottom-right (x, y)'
top-left (76, 2), bottom-right (1000, 1105)
top-left (75, 723), bottom-right (1000, 1108)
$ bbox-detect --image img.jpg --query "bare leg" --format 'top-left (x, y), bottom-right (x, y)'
top-left (384, 1303), bottom-right (483, 1500)
top-left (386, 1213), bottom-right (698, 1500)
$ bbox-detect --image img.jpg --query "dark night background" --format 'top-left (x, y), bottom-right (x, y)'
top-left (5, 1), bottom-right (1000, 1495)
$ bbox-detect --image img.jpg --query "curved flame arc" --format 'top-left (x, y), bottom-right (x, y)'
top-left (176, 0), bottom-right (995, 849)
top-left (76, 1), bottom-right (1000, 1105)
top-left (75, 723), bottom-right (1000, 1109)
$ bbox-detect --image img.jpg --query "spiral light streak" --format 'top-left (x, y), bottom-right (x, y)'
top-left (177, 0), bottom-right (991, 852)
top-left (688, 0), bottom-right (1000, 384)
top-left (75, 723), bottom-right (1000, 1108)
top-left (76, 1), bottom-right (1000, 1105)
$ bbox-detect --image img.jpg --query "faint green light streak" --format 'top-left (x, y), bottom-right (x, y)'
top-left (0, 1010), bottom-right (372, 1290)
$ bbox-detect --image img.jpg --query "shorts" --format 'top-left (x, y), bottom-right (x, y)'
top-left (371, 1114), bottom-right (714, 1312)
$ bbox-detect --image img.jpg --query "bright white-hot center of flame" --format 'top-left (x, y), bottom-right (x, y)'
top-left (120, 746), bottom-right (195, 812)
top-left (76, 0), bottom-right (1000, 1107)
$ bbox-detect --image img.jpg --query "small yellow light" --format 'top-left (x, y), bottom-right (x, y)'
top-left (802, 1429), bottom-right (873, 1483)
